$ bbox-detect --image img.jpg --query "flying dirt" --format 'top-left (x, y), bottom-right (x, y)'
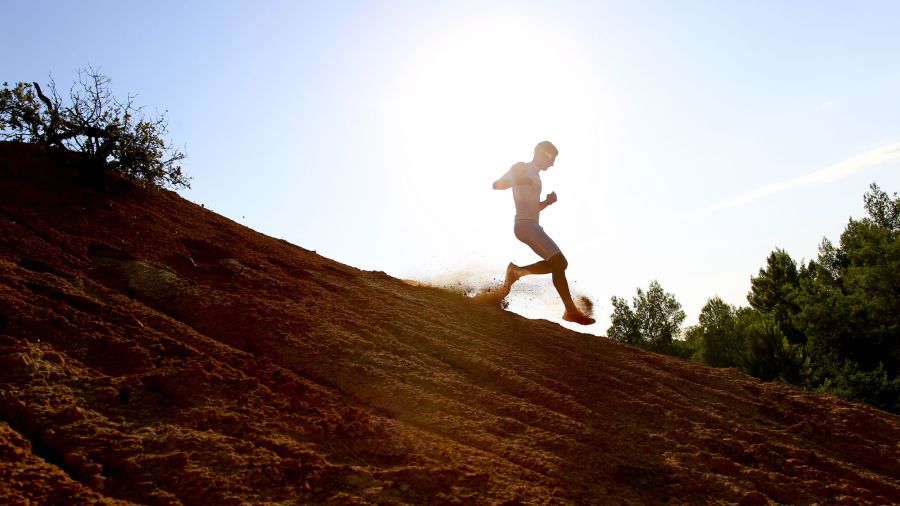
top-left (1, 142), bottom-right (898, 504)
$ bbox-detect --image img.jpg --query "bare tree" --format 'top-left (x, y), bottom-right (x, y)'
top-left (1, 68), bottom-right (189, 189)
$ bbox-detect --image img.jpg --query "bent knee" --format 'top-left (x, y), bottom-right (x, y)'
top-left (549, 253), bottom-right (568, 271)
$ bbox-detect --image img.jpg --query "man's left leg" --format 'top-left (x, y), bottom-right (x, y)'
top-left (503, 257), bottom-right (550, 292)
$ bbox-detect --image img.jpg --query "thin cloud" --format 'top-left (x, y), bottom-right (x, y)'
top-left (658, 141), bottom-right (900, 226)
top-left (714, 141), bottom-right (900, 210)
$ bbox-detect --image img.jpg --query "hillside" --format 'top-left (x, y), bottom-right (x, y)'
top-left (1, 141), bottom-right (898, 505)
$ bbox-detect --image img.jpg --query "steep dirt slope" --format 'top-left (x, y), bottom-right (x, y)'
top-left (1, 142), bottom-right (898, 505)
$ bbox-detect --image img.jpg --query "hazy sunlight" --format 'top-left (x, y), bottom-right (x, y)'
top-left (386, 16), bottom-right (600, 204)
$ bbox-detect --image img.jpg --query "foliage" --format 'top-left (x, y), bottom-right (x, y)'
top-left (794, 184), bottom-right (900, 410)
top-left (677, 183), bottom-right (899, 413)
top-left (748, 249), bottom-right (803, 344)
top-left (683, 298), bottom-right (807, 382)
top-left (737, 310), bottom-right (807, 383)
top-left (691, 297), bottom-right (741, 367)
top-left (818, 361), bottom-right (900, 413)
top-left (608, 280), bottom-right (685, 354)
top-left (1, 69), bottom-right (188, 189)
top-left (863, 183), bottom-right (900, 230)
top-left (602, 185), bottom-right (898, 411)
top-left (678, 325), bottom-right (704, 360)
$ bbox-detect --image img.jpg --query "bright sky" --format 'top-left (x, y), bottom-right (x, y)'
top-left (8, 1), bottom-right (900, 334)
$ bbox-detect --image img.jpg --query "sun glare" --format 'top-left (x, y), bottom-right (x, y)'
top-left (385, 15), bottom-right (600, 209)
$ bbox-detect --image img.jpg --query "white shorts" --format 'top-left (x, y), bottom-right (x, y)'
top-left (514, 220), bottom-right (561, 260)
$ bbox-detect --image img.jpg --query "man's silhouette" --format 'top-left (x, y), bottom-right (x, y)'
top-left (493, 141), bottom-right (595, 325)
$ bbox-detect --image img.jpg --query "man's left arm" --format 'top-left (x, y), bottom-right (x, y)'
top-left (539, 191), bottom-right (557, 211)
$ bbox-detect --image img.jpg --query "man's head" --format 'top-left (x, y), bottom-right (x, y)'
top-left (533, 141), bottom-right (558, 170)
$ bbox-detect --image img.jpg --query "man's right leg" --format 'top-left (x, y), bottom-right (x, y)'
top-left (547, 253), bottom-right (595, 325)
top-left (547, 253), bottom-right (575, 311)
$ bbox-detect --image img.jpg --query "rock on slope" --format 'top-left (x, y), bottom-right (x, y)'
top-left (1, 142), bottom-right (898, 505)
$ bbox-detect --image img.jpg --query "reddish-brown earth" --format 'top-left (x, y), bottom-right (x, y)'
top-left (1, 141), bottom-right (898, 505)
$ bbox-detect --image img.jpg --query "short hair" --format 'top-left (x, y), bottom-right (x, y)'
top-left (534, 141), bottom-right (558, 156)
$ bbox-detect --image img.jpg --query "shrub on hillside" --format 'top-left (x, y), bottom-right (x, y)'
top-left (682, 184), bottom-right (899, 413)
top-left (0, 68), bottom-right (188, 189)
top-left (608, 280), bottom-right (686, 354)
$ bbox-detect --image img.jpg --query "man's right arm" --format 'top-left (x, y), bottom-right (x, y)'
top-left (493, 163), bottom-right (530, 190)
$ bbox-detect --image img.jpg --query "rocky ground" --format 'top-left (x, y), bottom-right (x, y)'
top-left (1, 142), bottom-right (898, 505)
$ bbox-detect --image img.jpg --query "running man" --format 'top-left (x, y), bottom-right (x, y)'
top-left (492, 141), bottom-right (595, 325)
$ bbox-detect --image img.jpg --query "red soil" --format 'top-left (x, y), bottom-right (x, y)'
top-left (1, 142), bottom-right (898, 505)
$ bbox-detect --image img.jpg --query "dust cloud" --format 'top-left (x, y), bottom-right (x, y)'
top-left (415, 265), bottom-right (596, 319)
